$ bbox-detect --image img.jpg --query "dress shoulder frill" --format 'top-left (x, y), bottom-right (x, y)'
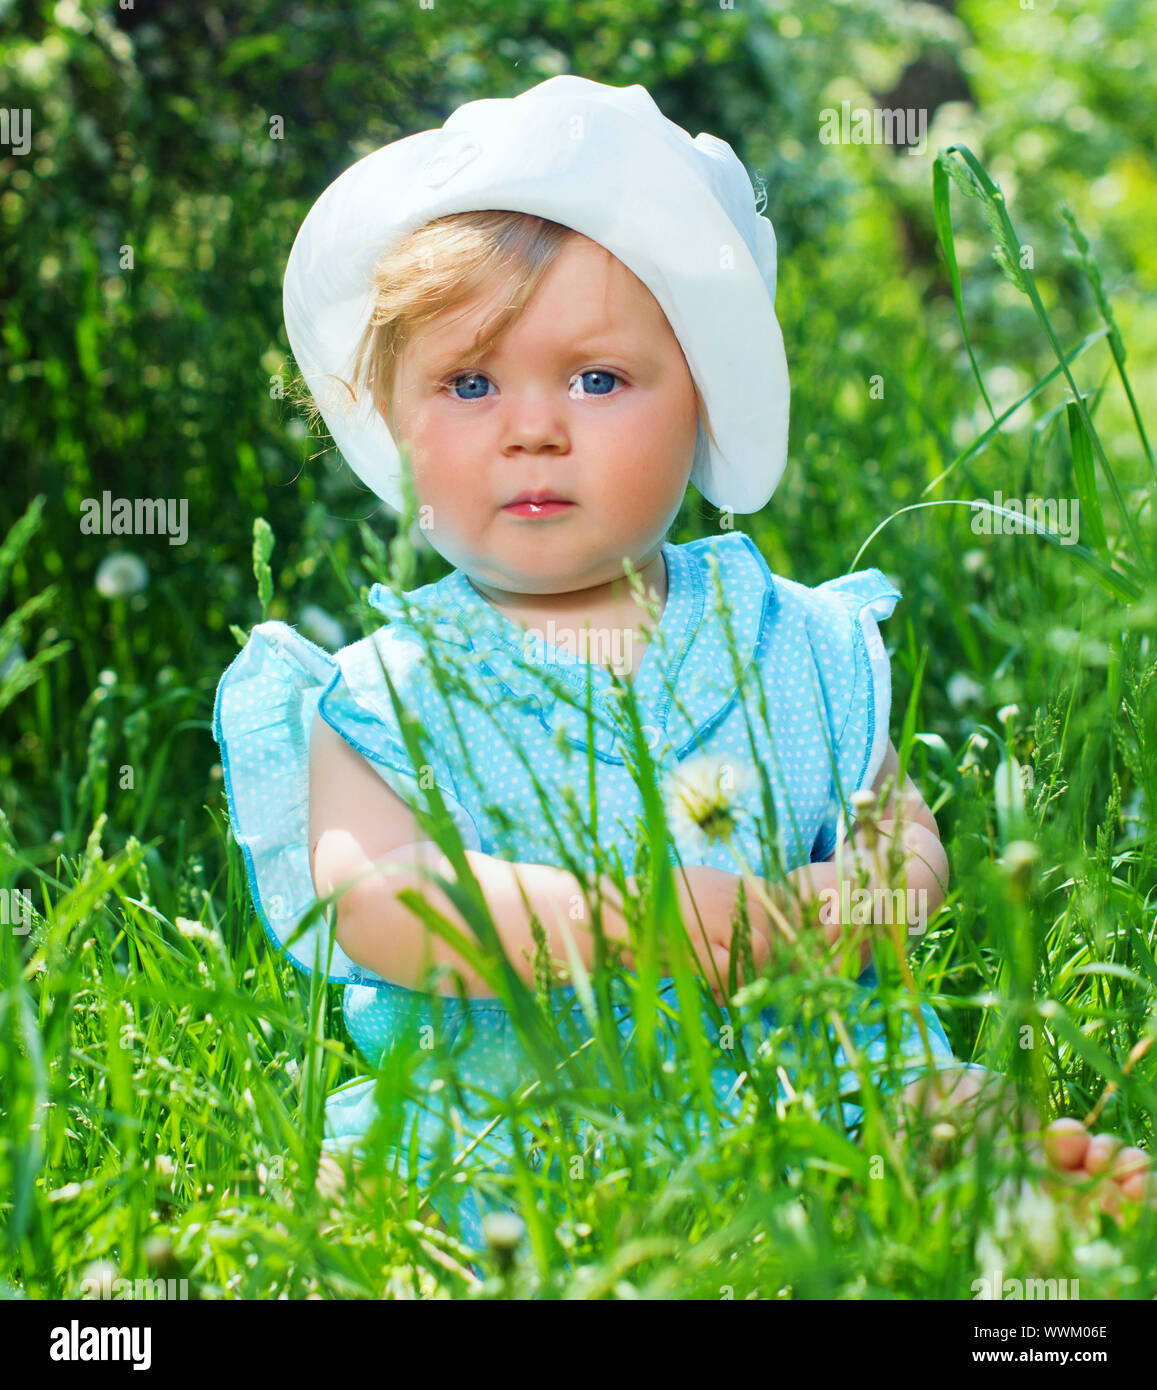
top-left (795, 567), bottom-right (902, 862)
top-left (211, 615), bottom-right (483, 988)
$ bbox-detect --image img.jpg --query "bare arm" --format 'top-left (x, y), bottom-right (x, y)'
top-left (333, 842), bottom-right (640, 996)
top-left (308, 711), bottom-right (768, 996)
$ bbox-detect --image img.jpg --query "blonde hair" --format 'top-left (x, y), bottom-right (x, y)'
top-left (289, 208), bottom-right (715, 448)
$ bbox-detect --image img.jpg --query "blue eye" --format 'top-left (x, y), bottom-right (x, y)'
top-left (446, 372), bottom-right (492, 401)
top-left (572, 370), bottom-right (619, 396)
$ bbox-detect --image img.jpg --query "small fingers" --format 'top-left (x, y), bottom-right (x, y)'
top-left (1118, 1168), bottom-right (1152, 1203)
top-left (1046, 1130), bottom-right (1154, 1212)
top-left (1083, 1132), bottom-right (1122, 1175)
top-left (1109, 1145), bottom-right (1149, 1190)
top-left (1043, 1117), bottom-right (1088, 1172)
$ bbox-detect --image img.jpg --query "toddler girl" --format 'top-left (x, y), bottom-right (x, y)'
top-left (213, 76), bottom-right (1148, 1256)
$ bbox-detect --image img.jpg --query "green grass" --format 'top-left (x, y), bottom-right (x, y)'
top-left (2, 142), bottom-right (1157, 1301)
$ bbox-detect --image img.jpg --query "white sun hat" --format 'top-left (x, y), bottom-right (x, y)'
top-left (282, 74), bottom-right (790, 516)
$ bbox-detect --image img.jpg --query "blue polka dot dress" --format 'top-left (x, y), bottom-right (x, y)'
top-left (212, 530), bottom-right (970, 1248)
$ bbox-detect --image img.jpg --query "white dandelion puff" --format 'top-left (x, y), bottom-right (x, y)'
top-left (999, 839), bottom-right (1040, 879)
top-left (947, 672), bottom-right (984, 710)
top-left (95, 552), bottom-right (149, 598)
top-left (664, 752), bottom-right (752, 860)
top-left (482, 1212), bottom-right (525, 1251)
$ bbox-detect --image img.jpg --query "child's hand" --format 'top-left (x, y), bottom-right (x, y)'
top-left (1042, 1118), bottom-right (1155, 1217)
top-left (758, 860), bottom-right (873, 973)
top-left (672, 864), bottom-right (774, 999)
top-left (671, 858), bottom-right (885, 1002)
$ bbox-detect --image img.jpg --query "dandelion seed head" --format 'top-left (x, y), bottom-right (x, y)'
top-left (947, 673), bottom-right (984, 710)
top-left (1012, 1183), bottom-right (1062, 1264)
top-left (999, 839), bottom-right (1040, 878)
top-left (95, 552), bottom-right (149, 598)
top-left (482, 1211), bottom-right (525, 1251)
top-left (975, 1178), bottom-right (1063, 1271)
top-left (664, 752), bottom-right (751, 856)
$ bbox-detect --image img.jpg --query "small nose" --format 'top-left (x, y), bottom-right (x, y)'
top-left (501, 388), bottom-right (568, 453)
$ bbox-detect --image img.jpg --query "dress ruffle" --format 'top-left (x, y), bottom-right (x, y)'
top-left (801, 569), bottom-right (902, 862)
top-left (212, 619), bottom-right (486, 988)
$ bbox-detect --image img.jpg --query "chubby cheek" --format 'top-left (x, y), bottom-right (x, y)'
top-left (605, 440), bottom-right (692, 520)
top-left (403, 418), bottom-right (477, 517)
top-left (611, 398), bottom-right (697, 495)
top-left (411, 462), bottom-right (475, 536)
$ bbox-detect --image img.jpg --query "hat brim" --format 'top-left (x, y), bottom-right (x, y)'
top-left (283, 78), bottom-right (789, 516)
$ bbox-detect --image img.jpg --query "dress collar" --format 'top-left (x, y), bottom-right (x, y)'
top-left (365, 533), bottom-right (776, 765)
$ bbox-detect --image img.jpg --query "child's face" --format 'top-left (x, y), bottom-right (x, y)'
top-left (379, 234), bottom-right (699, 597)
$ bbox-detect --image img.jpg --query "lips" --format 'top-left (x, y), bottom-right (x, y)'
top-left (502, 490), bottom-right (575, 518)
top-left (503, 498), bottom-right (574, 518)
top-left (504, 490), bottom-right (573, 506)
